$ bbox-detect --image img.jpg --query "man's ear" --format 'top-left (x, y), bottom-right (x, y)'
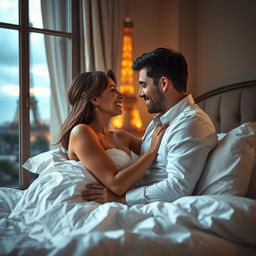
top-left (160, 77), bottom-right (170, 93)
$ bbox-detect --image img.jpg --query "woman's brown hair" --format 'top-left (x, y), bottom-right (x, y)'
top-left (56, 70), bottom-right (117, 149)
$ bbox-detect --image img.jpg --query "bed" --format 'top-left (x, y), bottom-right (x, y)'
top-left (195, 80), bottom-right (256, 133)
top-left (0, 81), bottom-right (256, 256)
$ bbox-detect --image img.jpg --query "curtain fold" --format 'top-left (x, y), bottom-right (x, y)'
top-left (80, 0), bottom-right (123, 80)
top-left (41, 0), bottom-right (124, 147)
top-left (41, 0), bottom-right (71, 146)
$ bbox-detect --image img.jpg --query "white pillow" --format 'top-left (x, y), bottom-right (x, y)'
top-left (23, 148), bottom-right (67, 174)
top-left (194, 122), bottom-right (256, 196)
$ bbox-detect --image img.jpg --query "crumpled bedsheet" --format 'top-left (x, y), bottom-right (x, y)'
top-left (0, 167), bottom-right (256, 256)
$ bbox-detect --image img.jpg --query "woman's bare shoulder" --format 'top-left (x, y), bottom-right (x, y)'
top-left (70, 124), bottom-right (97, 143)
top-left (71, 124), bottom-right (94, 135)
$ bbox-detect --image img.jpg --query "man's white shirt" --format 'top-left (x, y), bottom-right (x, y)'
top-left (126, 94), bottom-right (218, 205)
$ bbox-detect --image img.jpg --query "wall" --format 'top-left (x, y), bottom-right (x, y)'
top-left (195, 0), bottom-right (256, 96)
top-left (128, 0), bottom-right (180, 126)
top-left (127, 0), bottom-right (256, 127)
top-left (177, 0), bottom-right (196, 94)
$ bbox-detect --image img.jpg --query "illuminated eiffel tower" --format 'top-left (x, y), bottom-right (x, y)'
top-left (112, 18), bottom-right (144, 137)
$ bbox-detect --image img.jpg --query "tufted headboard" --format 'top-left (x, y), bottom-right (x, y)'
top-left (195, 80), bottom-right (256, 133)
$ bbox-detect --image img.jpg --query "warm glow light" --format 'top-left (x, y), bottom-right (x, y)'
top-left (112, 18), bottom-right (144, 133)
top-left (120, 85), bottom-right (134, 94)
top-left (30, 135), bottom-right (36, 142)
top-left (131, 109), bottom-right (143, 129)
top-left (112, 115), bottom-right (123, 128)
top-left (119, 33), bottom-right (134, 94)
top-left (44, 132), bottom-right (51, 141)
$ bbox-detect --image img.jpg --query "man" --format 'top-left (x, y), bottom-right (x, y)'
top-left (83, 48), bottom-right (217, 205)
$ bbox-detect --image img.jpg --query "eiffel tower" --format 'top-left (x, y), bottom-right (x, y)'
top-left (10, 94), bottom-right (50, 152)
top-left (112, 17), bottom-right (145, 137)
top-left (10, 96), bottom-right (46, 129)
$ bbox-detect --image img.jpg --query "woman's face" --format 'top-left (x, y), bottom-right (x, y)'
top-left (95, 77), bottom-right (124, 117)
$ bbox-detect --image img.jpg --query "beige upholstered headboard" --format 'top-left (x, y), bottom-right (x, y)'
top-left (195, 80), bottom-right (256, 133)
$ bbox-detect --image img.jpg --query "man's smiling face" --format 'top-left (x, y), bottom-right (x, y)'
top-left (138, 68), bottom-right (165, 114)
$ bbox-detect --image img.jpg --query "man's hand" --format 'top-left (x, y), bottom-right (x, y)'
top-left (82, 184), bottom-right (126, 204)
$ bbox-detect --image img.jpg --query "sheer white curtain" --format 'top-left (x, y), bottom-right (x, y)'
top-left (41, 0), bottom-right (123, 146)
top-left (80, 0), bottom-right (123, 78)
top-left (41, 0), bottom-right (72, 146)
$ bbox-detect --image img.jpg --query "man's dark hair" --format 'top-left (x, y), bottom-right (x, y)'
top-left (132, 48), bottom-right (188, 92)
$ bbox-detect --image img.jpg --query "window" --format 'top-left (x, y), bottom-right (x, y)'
top-left (0, 0), bottom-right (79, 188)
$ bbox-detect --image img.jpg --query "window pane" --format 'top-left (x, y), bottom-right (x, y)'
top-left (0, 0), bottom-right (19, 24)
top-left (30, 32), bottom-right (50, 157)
top-left (29, 32), bottom-right (71, 157)
top-left (0, 28), bottom-right (19, 187)
top-left (29, 0), bottom-right (71, 32)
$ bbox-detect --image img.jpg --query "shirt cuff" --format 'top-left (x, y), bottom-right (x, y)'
top-left (125, 186), bottom-right (147, 206)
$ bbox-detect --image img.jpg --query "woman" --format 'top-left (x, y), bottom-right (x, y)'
top-left (8, 70), bottom-right (167, 238)
top-left (57, 70), bottom-right (167, 196)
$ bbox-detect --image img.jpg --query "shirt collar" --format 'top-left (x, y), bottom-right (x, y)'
top-left (152, 94), bottom-right (195, 125)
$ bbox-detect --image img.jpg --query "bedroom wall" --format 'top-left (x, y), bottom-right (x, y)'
top-left (127, 0), bottom-right (180, 126)
top-left (127, 0), bottom-right (256, 127)
top-left (195, 0), bottom-right (256, 96)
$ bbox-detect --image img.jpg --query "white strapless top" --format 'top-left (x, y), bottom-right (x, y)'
top-left (105, 148), bottom-right (137, 170)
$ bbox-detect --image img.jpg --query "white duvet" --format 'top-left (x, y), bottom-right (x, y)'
top-left (1, 192), bottom-right (256, 255)
top-left (0, 148), bottom-right (256, 255)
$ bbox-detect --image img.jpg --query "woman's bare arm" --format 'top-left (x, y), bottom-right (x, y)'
top-left (69, 124), bottom-right (167, 196)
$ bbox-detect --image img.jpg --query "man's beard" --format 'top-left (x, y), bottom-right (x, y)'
top-left (146, 89), bottom-right (165, 113)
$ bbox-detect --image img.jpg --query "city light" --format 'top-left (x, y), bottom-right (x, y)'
top-left (112, 18), bottom-right (144, 136)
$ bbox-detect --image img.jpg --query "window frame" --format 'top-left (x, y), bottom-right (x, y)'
top-left (0, 0), bottom-right (80, 189)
